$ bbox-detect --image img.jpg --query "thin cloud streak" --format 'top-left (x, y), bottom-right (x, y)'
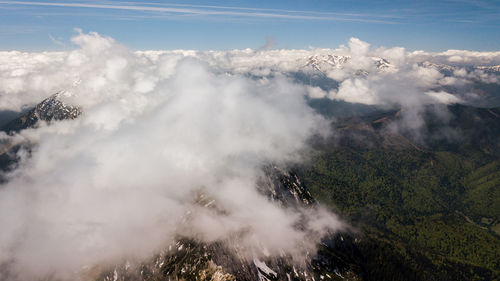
top-left (118, 1), bottom-right (405, 19)
top-left (0, 1), bottom-right (398, 23)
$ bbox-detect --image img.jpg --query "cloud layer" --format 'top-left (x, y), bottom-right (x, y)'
top-left (0, 31), bottom-right (499, 279)
top-left (1, 35), bottom-right (499, 113)
top-left (0, 31), bottom-right (341, 280)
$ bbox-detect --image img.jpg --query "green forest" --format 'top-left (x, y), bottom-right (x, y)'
top-left (298, 122), bottom-right (500, 280)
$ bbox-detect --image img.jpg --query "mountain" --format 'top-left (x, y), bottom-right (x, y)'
top-left (305, 55), bottom-right (350, 72)
top-left (1, 91), bottom-right (81, 133)
top-left (476, 65), bottom-right (500, 73)
top-left (1, 94), bottom-right (499, 280)
top-left (94, 167), bottom-right (366, 281)
top-left (299, 102), bottom-right (500, 281)
top-left (304, 54), bottom-right (393, 73)
top-left (330, 104), bottom-right (500, 152)
top-left (0, 94), bottom-right (366, 281)
top-left (0, 92), bottom-right (81, 179)
top-left (421, 61), bottom-right (500, 75)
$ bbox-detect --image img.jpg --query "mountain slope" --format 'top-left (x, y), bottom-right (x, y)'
top-left (1, 92), bottom-right (81, 133)
top-left (299, 103), bottom-right (500, 281)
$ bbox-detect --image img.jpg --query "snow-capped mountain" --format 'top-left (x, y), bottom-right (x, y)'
top-left (304, 54), bottom-right (394, 73)
top-left (304, 54), bottom-right (499, 77)
top-left (305, 55), bottom-right (350, 72)
top-left (2, 92), bottom-right (81, 133)
top-left (476, 65), bottom-right (500, 73)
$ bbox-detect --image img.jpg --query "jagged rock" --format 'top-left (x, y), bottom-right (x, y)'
top-left (304, 55), bottom-right (394, 74)
top-left (1, 92), bottom-right (81, 133)
top-left (93, 166), bottom-right (361, 281)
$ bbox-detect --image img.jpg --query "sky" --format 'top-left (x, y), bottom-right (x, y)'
top-left (0, 0), bottom-right (499, 52)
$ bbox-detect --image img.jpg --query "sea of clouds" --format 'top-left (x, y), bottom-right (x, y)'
top-left (0, 30), bottom-right (499, 279)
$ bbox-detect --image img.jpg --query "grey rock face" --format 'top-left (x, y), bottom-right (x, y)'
top-left (1, 92), bottom-right (81, 133)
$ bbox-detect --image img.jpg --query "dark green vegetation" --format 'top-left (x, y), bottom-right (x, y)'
top-left (298, 104), bottom-right (500, 280)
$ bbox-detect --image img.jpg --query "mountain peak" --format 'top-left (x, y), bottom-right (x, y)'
top-left (2, 92), bottom-right (81, 133)
top-left (304, 54), bottom-right (394, 73)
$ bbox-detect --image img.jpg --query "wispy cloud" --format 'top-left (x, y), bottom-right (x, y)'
top-left (0, 0), bottom-right (398, 23)
top-left (117, 1), bottom-right (404, 19)
top-left (49, 34), bottom-right (66, 47)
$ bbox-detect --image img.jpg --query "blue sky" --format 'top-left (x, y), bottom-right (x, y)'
top-left (0, 0), bottom-right (499, 51)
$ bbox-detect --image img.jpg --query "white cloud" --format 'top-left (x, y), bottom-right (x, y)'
top-left (0, 31), bottom-right (342, 280)
top-left (307, 86), bottom-right (327, 98)
top-left (334, 78), bottom-right (379, 105)
top-left (425, 91), bottom-right (462, 104)
top-left (5, 36), bottom-right (498, 112)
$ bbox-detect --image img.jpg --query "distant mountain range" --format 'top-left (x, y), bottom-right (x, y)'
top-left (303, 54), bottom-right (500, 75)
top-left (305, 54), bottom-right (394, 73)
